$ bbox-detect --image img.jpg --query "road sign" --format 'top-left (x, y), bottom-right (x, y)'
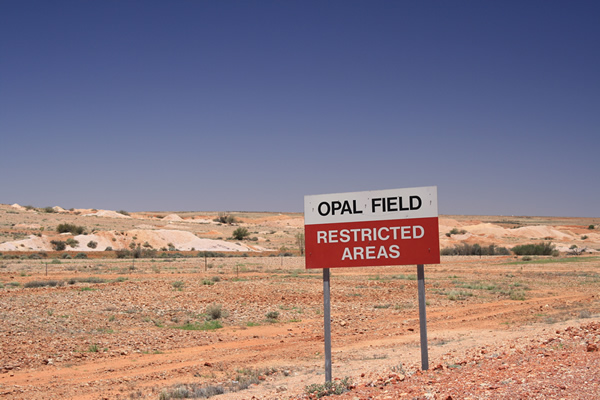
top-left (304, 186), bottom-right (440, 269)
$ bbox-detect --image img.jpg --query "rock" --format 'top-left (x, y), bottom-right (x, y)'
top-left (586, 343), bottom-right (598, 352)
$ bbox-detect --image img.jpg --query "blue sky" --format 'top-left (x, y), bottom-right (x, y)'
top-left (1, 1), bottom-right (598, 217)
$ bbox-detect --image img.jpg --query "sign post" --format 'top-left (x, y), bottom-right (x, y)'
top-left (417, 264), bottom-right (429, 370)
top-left (323, 268), bottom-right (332, 382)
top-left (305, 186), bottom-right (439, 380)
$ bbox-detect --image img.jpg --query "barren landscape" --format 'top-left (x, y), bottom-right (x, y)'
top-left (1, 204), bottom-right (599, 399)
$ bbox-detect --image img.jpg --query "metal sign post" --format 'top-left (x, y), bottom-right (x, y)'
top-left (417, 264), bottom-right (429, 370)
top-left (323, 268), bottom-right (332, 382)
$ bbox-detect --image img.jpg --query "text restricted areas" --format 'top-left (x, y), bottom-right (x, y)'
top-left (304, 186), bottom-right (440, 269)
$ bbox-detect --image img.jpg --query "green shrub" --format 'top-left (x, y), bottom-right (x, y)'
top-left (159, 384), bottom-right (224, 400)
top-left (446, 228), bottom-right (467, 237)
top-left (87, 241), bottom-right (98, 249)
top-left (50, 240), bottom-right (66, 251)
top-left (172, 281), bottom-right (185, 290)
top-left (66, 238), bottom-right (79, 248)
top-left (28, 253), bottom-right (45, 259)
top-left (42, 206), bottom-right (55, 213)
top-left (511, 242), bottom-right (556, 256)
top-left (581, 235), bottom-right (588, 240)
top-left (74, 253), bottom-right (87, 259)
top-left (305, 377), bottom-right (352, 398)
top-left (24, 280), bottom-right (62, 288)
top-left (232, 227), bottom-right (250, 240)
top-left (265, 311), bottom-right (279, 320)
top-left (173, 320), bottom-right (222, 331)
top-left (588, 225), bottom-right (595, 230)
top-left (441, 243), bottom-right (510, 256)
top-left (206, 304), bottom-right (223, 320)
top-left (116, 210), bottom-right (130, 216)
top-left (56, 223), bottom-right (85, 235)
top-left (197, 251), bottom-right (226, 258)
top-left (115, 249), bottom-right (131, 259)
top-left (214, 213), bottom-right (237, 224)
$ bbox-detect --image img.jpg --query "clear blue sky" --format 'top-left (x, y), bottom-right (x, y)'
top-left (1, 1), bottom-right (599, 217)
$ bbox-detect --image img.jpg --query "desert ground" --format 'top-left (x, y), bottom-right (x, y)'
top-left (0, 203), bottom-right (599, 399)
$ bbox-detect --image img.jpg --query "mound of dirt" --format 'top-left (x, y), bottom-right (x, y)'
top-left (162, 213), bottom-right (183, 222)
top-left (83, 210), bottom-right (132, 219)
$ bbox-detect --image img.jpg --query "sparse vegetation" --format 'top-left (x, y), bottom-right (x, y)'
top-left (232, 227), bottom-right (250, 240)
top-left (87, 240), bottom-right (98, 249)
top-left (116, 210), bottom-right (130, 216)
top-left (441, 243), bottom-right (510, 256)
top-left (206, 303), bottom-right (223, 320)
top-left (305, 377), bottom-right (352, 398)
top-left (65, 238), bottom-right (79, 248)
top-left (296, 232), bottom-right (305, 255)
top-left (159, 384), bottom-right (224, 400)
top-left (24, 280), bottom-right (63, 288)
top-left (214, 213), bottom-right (237, 225)
top-left (56, 223), bottom-right (85, 235)
top-left (172, 281), bottom-right (185, 290)
top-left (446, 228), bottom-right (467, 237)
top-left (173, 320), bottom-right (222, 331)
top-left (50, 240), bottom-right (66, 251)
top-left (265, 311), bottom-right (279, 320)
top-left (512, 242), bottom-right (557, 256)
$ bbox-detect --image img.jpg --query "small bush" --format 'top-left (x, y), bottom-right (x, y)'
top-left (50, 240), bottom-right (66, 251)
top-left (74, 252), bottom-right (88, 259)
top-left (305, 377), bottom-right (352, 398)
top-left (441, 243), bottom-right (510, 256)
top-left (115, 249), bottom-right (132, 259)
top-left (87, 241), bottom-right (98, 249)
top-left (172, 281), bottom-right (185, 290)
top-left (581, 235), bottom-right (588, 240)
top-left (56, 223), bottom-right (85, 235)
top-left (266, 311), bottom-right (279, 320)
top-left (214, 213), bottom-right (237, 224)
top-left (173, 320), bottom-right (222, 331)
top-left (588, 225), bottom-right (595, 230)
top-left (197, 251), bottom-right (226, 258)
top-left (66, 238), bottom-right (79, 248)
top-left (24, 280), bottom-right (62, 288)
top-left (511, 242), bottom-right (556, 256)
top-left (117, 210), bottom-right (130, 216)
top-left (159, 384), bottom-right (224, 400)
top-left (446, 228), bottom-right (467, 237)
top-left (42, 206), bottom-right (55, 213)
top-left (232, 227), bottom-right (250, 240)
top-left (206, 304), bottom-right (223, 320)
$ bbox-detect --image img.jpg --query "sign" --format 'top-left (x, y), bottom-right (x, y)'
top-left (304, 186), bottom-right (440, 269)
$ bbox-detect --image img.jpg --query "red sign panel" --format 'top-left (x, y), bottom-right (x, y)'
top-left (304, 187), bottom-right (439, 269)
